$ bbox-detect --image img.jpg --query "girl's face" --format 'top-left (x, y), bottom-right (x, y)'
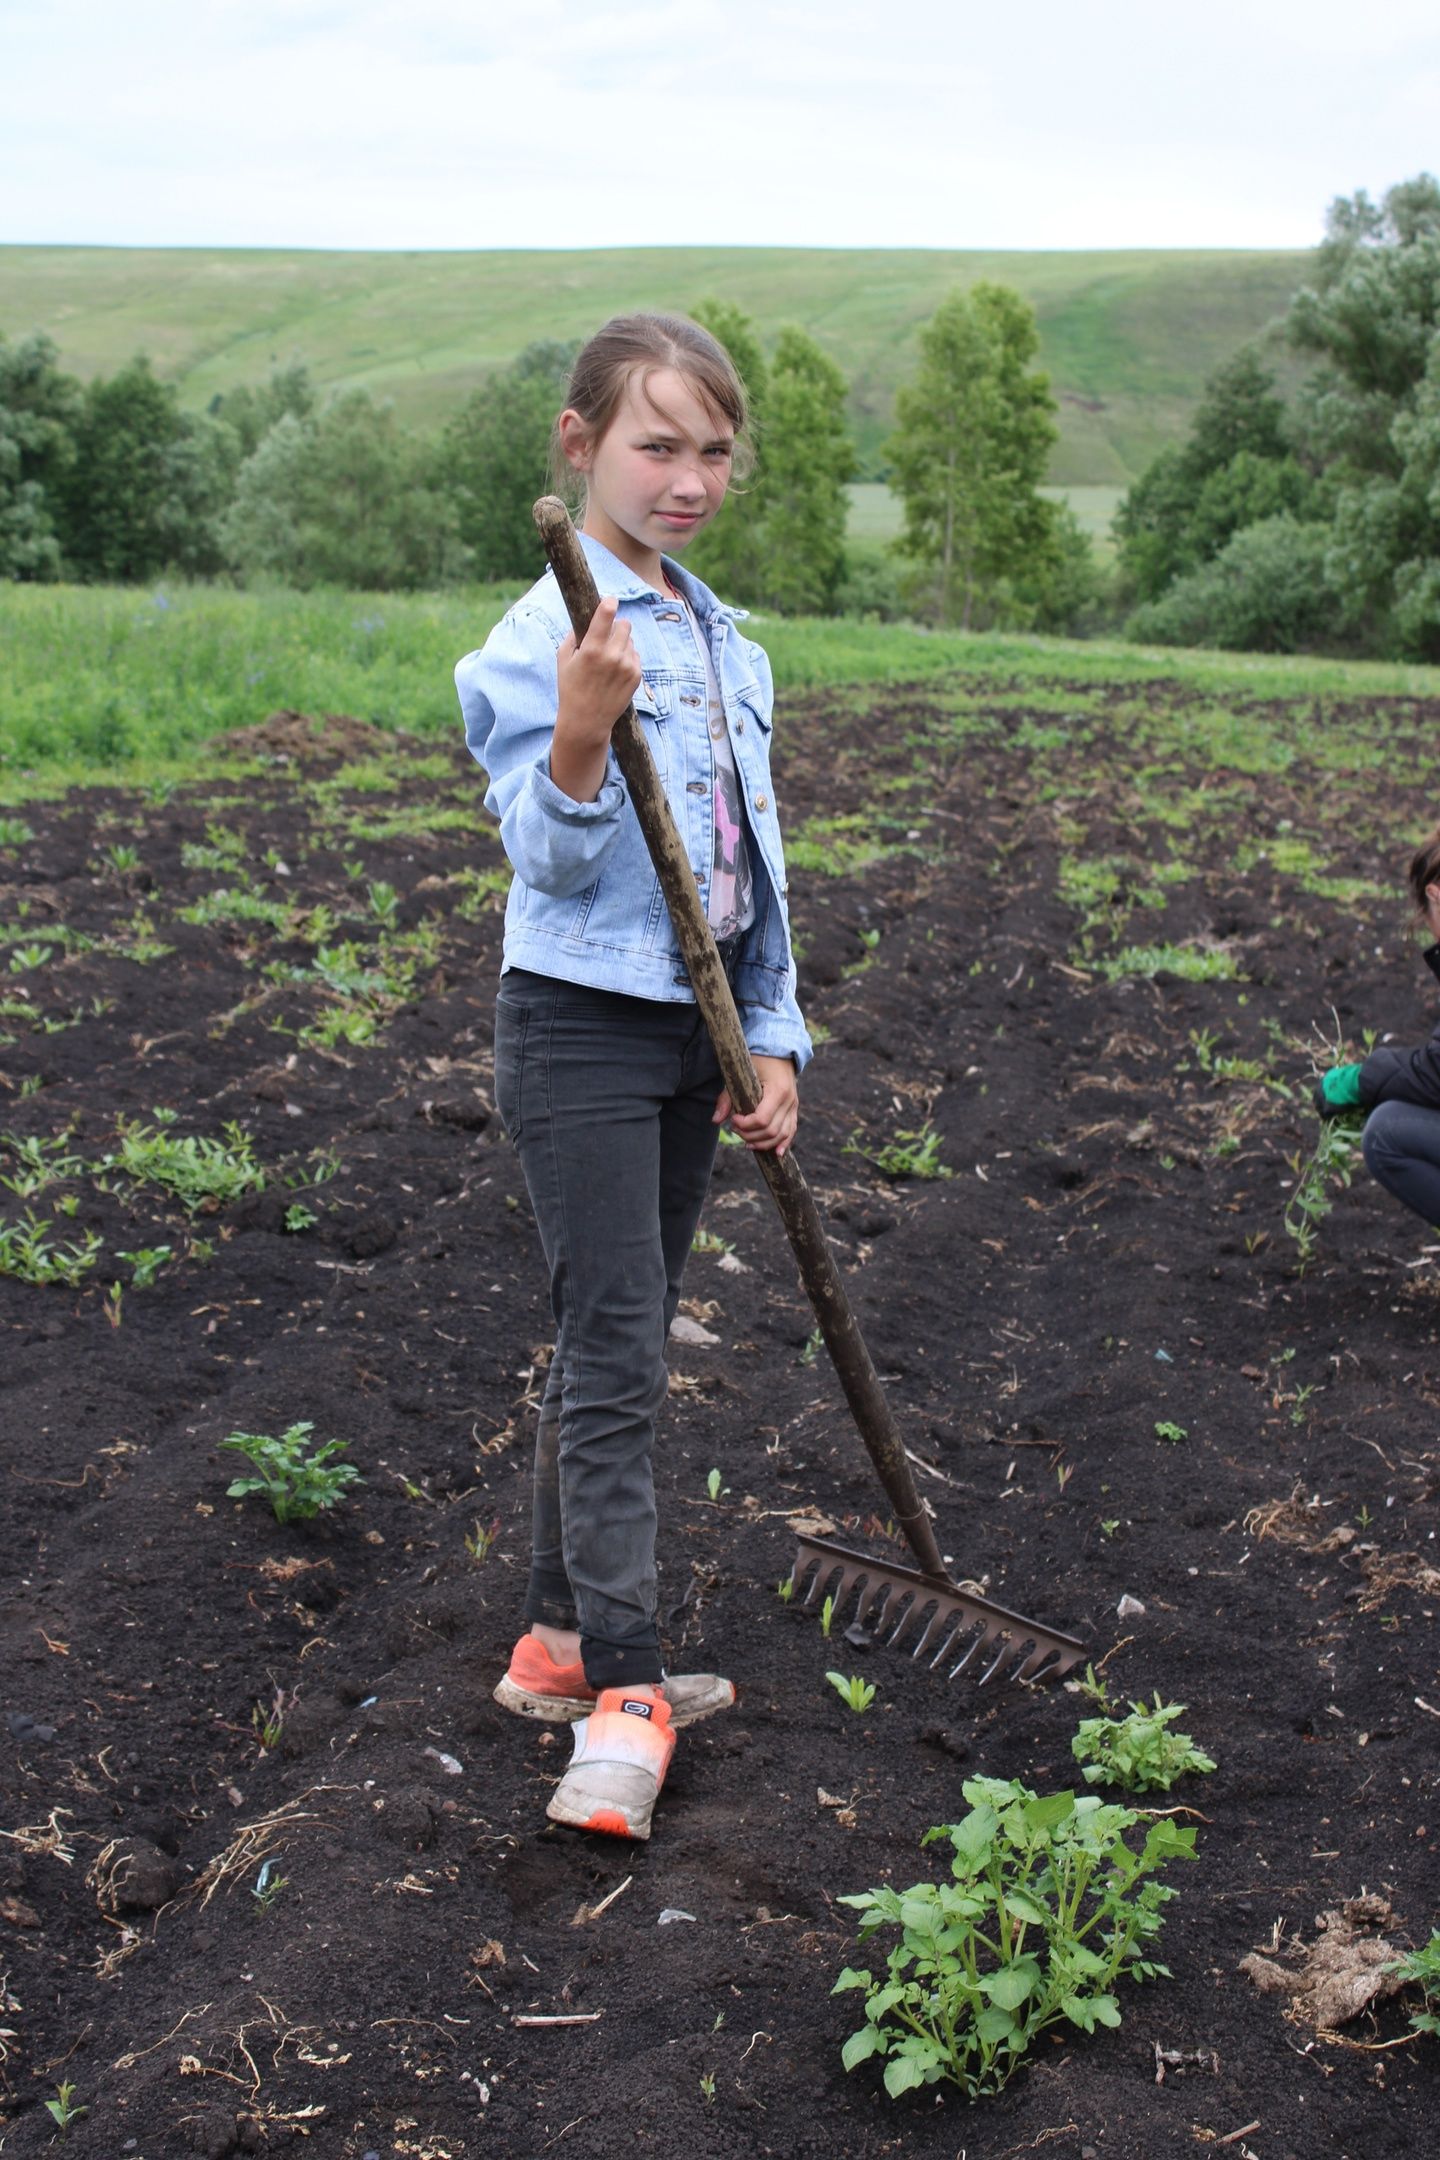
top-left (559, 366), bottom-right (734, 583)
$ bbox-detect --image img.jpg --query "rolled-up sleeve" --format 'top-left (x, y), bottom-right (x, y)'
top-left (455, 607), bottom-right (629, 898)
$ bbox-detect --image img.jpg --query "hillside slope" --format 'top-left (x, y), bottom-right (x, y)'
top-left (0, 243), bottom-right (1309, 485)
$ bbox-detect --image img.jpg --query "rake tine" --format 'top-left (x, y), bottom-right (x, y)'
top-left (788, 1535), bottom-right (1085, 1690)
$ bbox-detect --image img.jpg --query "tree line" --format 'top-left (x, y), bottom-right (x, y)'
top-left (0, 291), bottom-right (1092, 630)
top-left (1114, 173), bottom-right (1440, 660)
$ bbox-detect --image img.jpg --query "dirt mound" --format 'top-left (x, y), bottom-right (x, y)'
top-left (218, 708), bottom-right (405, 763)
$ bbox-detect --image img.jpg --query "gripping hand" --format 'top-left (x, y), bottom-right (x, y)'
top-left (1314, 1063), bottom-right (1364, 1118)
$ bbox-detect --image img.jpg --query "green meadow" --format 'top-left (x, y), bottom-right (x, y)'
top-left (4, 582), bottom-right (1437, 804)
top-left (0, 243), bottom-right (1308, 485)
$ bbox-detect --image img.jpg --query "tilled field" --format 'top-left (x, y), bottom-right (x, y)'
top-left (0, 683), bottom-right (1437, 2160)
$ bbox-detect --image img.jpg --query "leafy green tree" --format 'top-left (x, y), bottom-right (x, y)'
top-left (439, 341), bottom-right (575, 581)
top-left (886, 284), bottom-right (1057, 628)
top-left (207, 364), bottom-right (316, 462)
top-left (1127, 516), bottom-right (1338, 652)
top-left (60, 357), bottom-right (223, 581)
top-left (221, 392), bottom-right (465, 590)
top-left (1114, 348), bottom-right (1308, 601)
top-left (753, 327), bottom-right (855, 613)
top-left (0, 334), bottom-right (81, 579)
top-left (1288, 173), bottom-right (1440, 654)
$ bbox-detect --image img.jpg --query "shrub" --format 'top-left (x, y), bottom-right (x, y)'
top-left (834, 1776), bottom-right (1195, 2099)
top-left (1127, 516), bottom-right (1338, 653)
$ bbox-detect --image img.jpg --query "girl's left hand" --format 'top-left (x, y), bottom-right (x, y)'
top-left (715, 1055), bottom-right (799, 1157)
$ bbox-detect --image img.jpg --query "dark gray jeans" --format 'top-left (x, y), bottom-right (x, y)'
top-left (1362, 1099), bottom-right (1440, 1230)
top-left (493, 969), bottom-right (722, 1689)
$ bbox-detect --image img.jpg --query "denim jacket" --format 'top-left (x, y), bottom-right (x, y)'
top-left (455, 533), bottom-right (811, 1070)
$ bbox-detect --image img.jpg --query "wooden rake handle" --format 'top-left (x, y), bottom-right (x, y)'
top-left (532, 498), bottom-right (949, 1586)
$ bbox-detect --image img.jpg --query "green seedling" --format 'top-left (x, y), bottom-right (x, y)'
top-left (0, 1131), bottom-right (85, 1198)
top-left (367, 879), bottom-right (400, 927)
top-left (799, 1325), bottom-right (823, 1366)
top-left (1387, 1932), bottom-right (1440, 2036)
top-left (820, 1593), bottom-right (836, 1639)
top-left (283, 1203), bottom-right (318, 1233)
top-left (103, 1281), bottom-right (124, 1329)
top-left (1071, 1695), bottom-right (1217, 1793)
top-left (1099, 1518), bottom-right (1122, 1540)
top-left (1068, 1663), bottom-right (1113, 1713)
top-left (1095, 943), bottom-right (1240, 984)
top-left (845, 1122), bottom-right (953, 1181)
top-left (699, 2070), bottom-right (716, 2104)
top-left (252, 1860), bottom-right (289, 1915)
top-left (705, 1467), bottom-right (729, 1501)
top-left (117, 1245), bottom-right (172, 1289)
top-left (9, 941), bottom-right (56, 972)
top-left (0, 818), bottom-right (35, 848)
top-left (464, 1515), bottom-right (502, 1563)
top-left (1153, 1421), bottom-right (1187, 1444)
top-left (100, 842), bottom-right (143, 874)
top-left (252, 1691), bottom-right (286, 1751)
top-left (178, 887), bottom-right (293, 931)
top-left (691, 1226), bottom-right (733, 1256)
top-left (105, 1115), bottom-right (265, 1213)
top-left (834, 1777), bottom-right (1195, 2099)
top-left (45, 2080), bottom-right (87, 2133)
top-left (221, 1421), bottom-right (363, 1524)
top-left (1283, 1113), bottom-right (1365, 1271)
top-left (827, 1671), bottom-right (877, 1713)
top-left (0, 1213), bottom-right (102, 1287)
top-left (776, 1575), bottom-right (795, 1603)
top-left (1355, 1503), bottom-right (1373, 1530)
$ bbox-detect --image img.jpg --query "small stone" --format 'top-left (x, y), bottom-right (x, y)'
top-left (1116, 1593), bottom-right (1146, 1619)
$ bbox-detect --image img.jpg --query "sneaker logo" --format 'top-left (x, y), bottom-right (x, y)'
top-left (619, 1698), bottom-right (654, 1720)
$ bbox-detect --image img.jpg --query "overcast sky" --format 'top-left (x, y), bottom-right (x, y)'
top-left (4, 0), bottom-right (1437, 252)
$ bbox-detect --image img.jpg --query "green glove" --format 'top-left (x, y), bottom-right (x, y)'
top-left (1316, 1063), bottom-right (1364, 1115)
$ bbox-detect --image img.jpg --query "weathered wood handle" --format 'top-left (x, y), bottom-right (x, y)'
top-left (532, 498), bottom-right (949, 1584)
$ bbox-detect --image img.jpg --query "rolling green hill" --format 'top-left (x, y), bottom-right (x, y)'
top-left (0, 244), bottom-right (1310, 487)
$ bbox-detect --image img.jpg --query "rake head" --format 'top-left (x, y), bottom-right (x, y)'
top-left (791, 1534), bottom-right (1085, 1688)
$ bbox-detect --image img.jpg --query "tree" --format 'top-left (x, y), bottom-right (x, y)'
top-left (60, 357), bottom-right (223, 581)
top-left (439, 342), bottom-right (575, 581)
top-left (752, 327), bottom-right (855, 613)
top-left (0, 334), bottom-right (81, 580)
top-left (1291, 173), bottom-right (1440, 652)
top-left (221, 392), bottom-right (466, 590)
top-left (1114, 348), bottom-right (1309, 601)
top-left (886, 283), bottom-right (1058, 628)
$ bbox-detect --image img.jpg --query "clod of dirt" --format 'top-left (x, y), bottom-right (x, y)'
top-left (373, 1784), bottom-right (443, 1850)
top-left (217, 709), bottom-right (404, 765)
top-left (1238, 1894), bottom-right (1407, 2029)
top-left (348, 1212), bottom-right (399, 1259)
top-left (86, 1835), bottom-right (183, 1915)
top-left (184, 2108), bottom-right (263, 2158)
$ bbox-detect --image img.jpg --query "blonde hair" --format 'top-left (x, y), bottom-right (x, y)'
top-left (550, 312), bottom-right (752, 499)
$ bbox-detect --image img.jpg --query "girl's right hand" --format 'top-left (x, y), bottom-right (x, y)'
top-left (555, 596), bottom-right (642, 745)
top-left (549, 597), bottom-right (643, 803)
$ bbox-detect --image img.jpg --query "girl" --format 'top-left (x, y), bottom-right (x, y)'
top-left (455, 314), bottom-right (810, 1840)
top-left (1316, 828), bottom-right (1440, 1231)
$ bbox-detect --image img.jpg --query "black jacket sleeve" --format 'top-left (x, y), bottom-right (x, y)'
top-left (1358, 945), bottom-right (1440, 1111)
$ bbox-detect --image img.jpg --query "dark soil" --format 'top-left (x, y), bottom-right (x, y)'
top-left (1, 682), bottom-right (1437, 2160)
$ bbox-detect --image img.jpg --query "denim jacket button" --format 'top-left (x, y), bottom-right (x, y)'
top-left (754, 793), bottom-right (768, 812)
top-left (735, 716), bottom-right (745, 732)
top-left (686, 780), bottom-right (705, 795)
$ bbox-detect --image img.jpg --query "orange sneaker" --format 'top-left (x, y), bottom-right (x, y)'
top-left (545, 1686), bottom-right (676, 1839)
top-left (493, 1633), bottom-right (735, 1729)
